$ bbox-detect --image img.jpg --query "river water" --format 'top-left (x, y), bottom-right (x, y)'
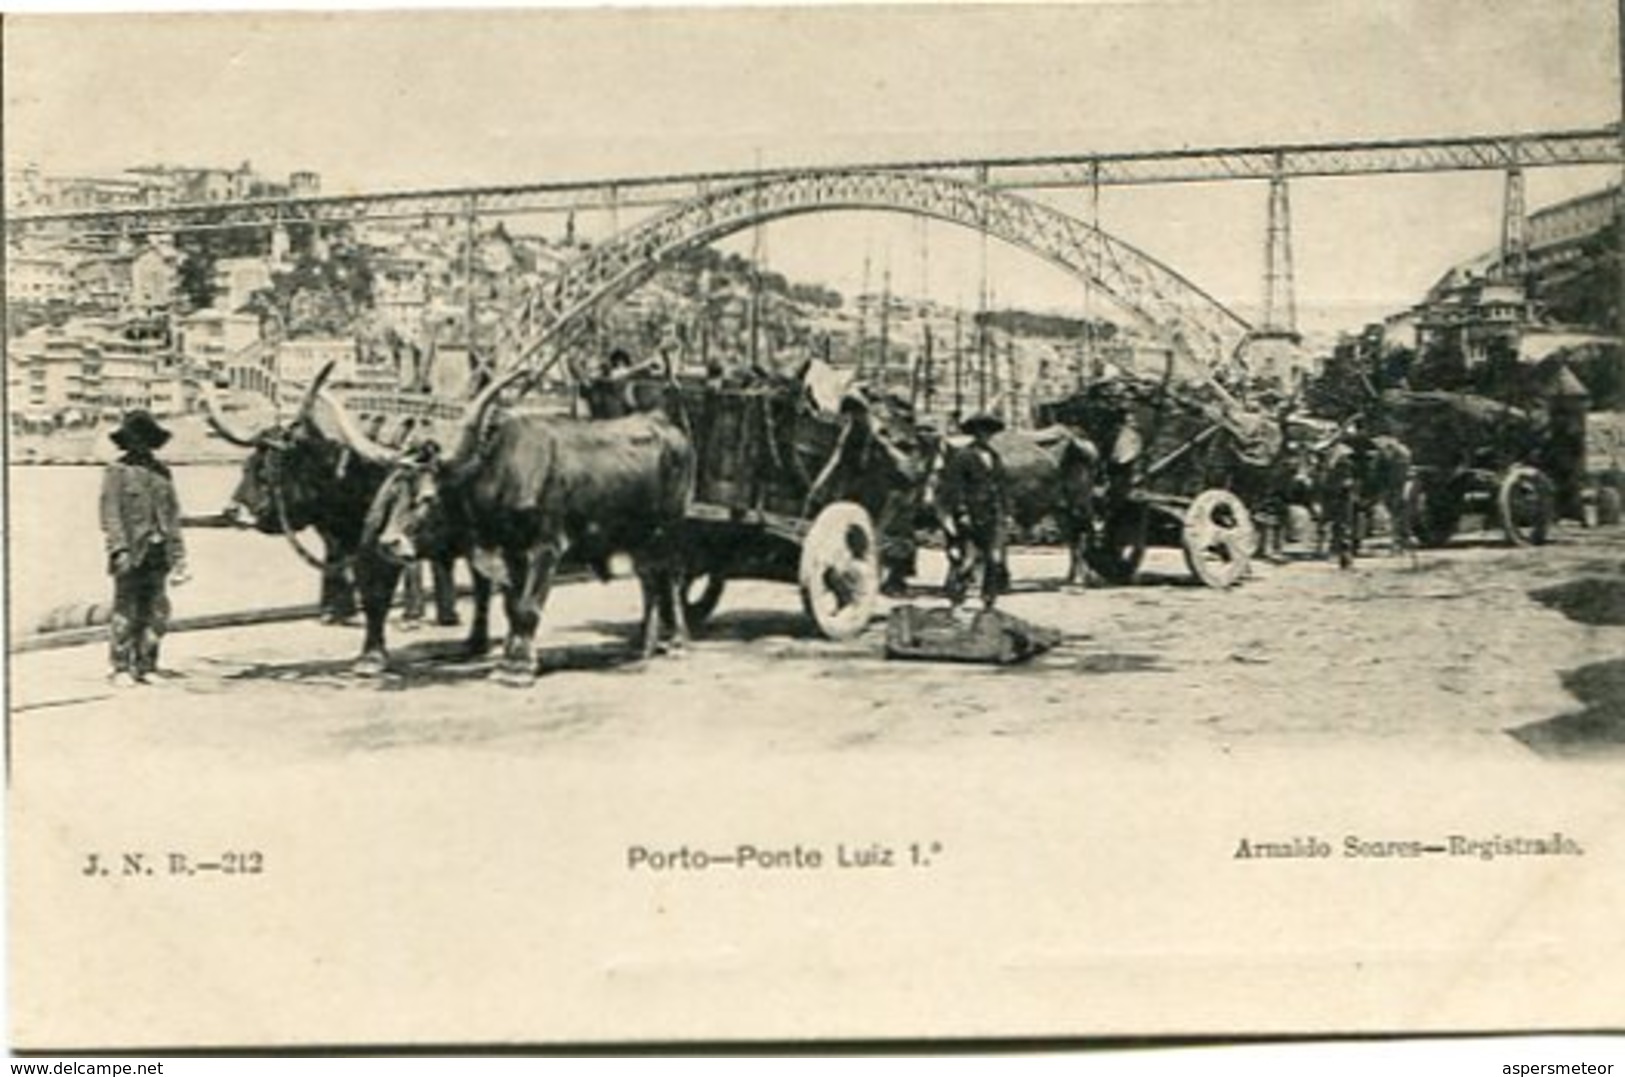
top-left (6, 463), bottom-right (331, 639)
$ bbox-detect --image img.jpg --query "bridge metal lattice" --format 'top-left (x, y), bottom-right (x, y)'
top-left (496, 169), bottom-right (1252, 376)
top-left (7, 127), bottom-right (1618, 236)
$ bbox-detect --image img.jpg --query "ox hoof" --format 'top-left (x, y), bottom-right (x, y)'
top-left (437, 614), bottom-right (462, 627)
top-left (353, 653), bottom-right (389, 678)
top-left (461, 636), bottom-right (493, 659)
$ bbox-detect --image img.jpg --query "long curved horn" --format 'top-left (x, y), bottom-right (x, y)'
top-left (295, 360), bottom-right (339, 423)
top-left (197, 380), bottom-right (260, 448)
top-left (447, 363), bottom-right (533, 474)
top-left (315, 388), bottom-right (403, 468)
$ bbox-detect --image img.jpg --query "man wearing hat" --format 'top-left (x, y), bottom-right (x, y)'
top-left (100, 409), bottom-right (188, 685)
top-left (937, 410), bottom-right (1010, 612)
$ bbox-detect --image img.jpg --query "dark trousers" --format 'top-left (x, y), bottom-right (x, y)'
top-left (110, 554), bottom-right (171, 675)
top-left (945, 518), bottom-right (1009, 609)
top-left (401, 561), bottom-right (459, 625)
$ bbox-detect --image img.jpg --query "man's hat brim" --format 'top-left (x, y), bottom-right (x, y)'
top-left (109, 412), bottom-right (172, 450)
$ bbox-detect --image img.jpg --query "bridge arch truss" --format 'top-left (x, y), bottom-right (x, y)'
top-left (499, 169), bottom-right (1252, 376)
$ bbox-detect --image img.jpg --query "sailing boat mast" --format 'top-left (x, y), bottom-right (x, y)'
top-left (914, 321), bottom-right (933, 412)
top-left (877, 265), bottom-right (891, 394)
top-left (749, 148), bottom-right (765, 371)
top-left (953, 309), bottom-right (964, 419)
top-left (855, 246), bottom-right (871, 380)
top-left (977, 207), bottom-right (990, 412)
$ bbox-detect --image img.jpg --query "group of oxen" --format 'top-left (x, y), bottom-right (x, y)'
top-left (203, 361), bottom-right (1397, 684)
top-left (206, 362), bottom-right (695, 685)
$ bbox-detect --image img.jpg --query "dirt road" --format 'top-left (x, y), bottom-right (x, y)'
top-left (12, 526), bottom-right (1625, 766)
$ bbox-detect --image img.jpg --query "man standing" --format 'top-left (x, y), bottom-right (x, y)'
top-left (938, 411), bottom-right (1009, 612)
top-left (100, 410), bottom-right (188, 685)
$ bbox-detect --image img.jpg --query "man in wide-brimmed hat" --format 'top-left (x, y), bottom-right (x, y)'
top-left (100, 409), bottom-right (188, 686)
top-left (936, 410), bottom-right (1010, 612)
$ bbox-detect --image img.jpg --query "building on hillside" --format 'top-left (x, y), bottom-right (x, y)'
top-left (6, 318), bottom-right (178, 419)
top-left (1520, 185), bottom-right (1621, 275)
top-left (52, 174), bottom-right (148, 212)
top-left (7, 162), bottom-right (323, 214)
top-left (370, 240), bottom-right (445, 339)
top-left (177, 309), bottom-right (264, 378)
top-left (274, 338), bottom-right (361, 387)
top-left (4, 243), bottom-right (74, 304)
top-left (7, 326), bottom-right (94, 419)
top-left (86, 322), bottom-right (173, 416)
top-left (1414, 276), bottom-right (1537, 366)
top-left (212, 257), bottom-right (274, 313)
top-left (6, 164), bottom-right (44, 210)
top-left (70, 253), bottom-right (135, 313)
top-left (129, 245), bottom-right (180, 315)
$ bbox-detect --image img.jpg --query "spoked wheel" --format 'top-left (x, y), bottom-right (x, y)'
top-left (1181, 489), bottom-right (1254, 588)
top-left (798, 501), bottom-right (880, 640)
top-left (1086, 501), bottom-right (1149, 585)
top-left (1498, 466), bottom-right (1553, 547)
top-left (682, 569), bottom-right (727, 632)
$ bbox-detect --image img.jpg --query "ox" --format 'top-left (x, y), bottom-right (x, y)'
top-left (920, 423), bottom-right (1100, 596)
top-left (203, 364), bottom-right (470, 674)
top-left (354, 371), bottom-right (696, 685)
top-left (1311, 426), bottom-right (1414, 568)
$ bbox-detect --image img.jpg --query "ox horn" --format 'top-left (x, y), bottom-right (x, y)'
top-left (294, 360), bottom-right (339, 423)
top-left (316, 388), bottom-right (404, 468)
top-left (447, 363), bottom-right (533, 474)
top-left (197, 379), bottom-right (260, 448)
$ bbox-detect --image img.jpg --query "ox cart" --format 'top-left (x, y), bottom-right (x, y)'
top-left (1373, 390), bottom-right (1562, 549)
top-left (662, 379), bottom-right (908, 640)
top-left (1041, 380), bottom-right (1282, 588)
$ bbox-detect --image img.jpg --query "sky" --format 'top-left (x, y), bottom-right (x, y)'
top-left (4, 0), bottom-right (1621, 336)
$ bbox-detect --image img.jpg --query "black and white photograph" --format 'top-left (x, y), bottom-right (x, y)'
top-left (4, 0), bottom-right (1625, 1058)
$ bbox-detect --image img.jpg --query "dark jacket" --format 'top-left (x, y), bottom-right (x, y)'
top-left (100, 453), bottom-right (185, 573)
top-left (938, 441), bottom-right (1007, 534)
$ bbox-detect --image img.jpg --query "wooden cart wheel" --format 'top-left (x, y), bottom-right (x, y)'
top-left (1086, 501), bottom-right (1149, 584)
top-left (682, 570), bottom-right (727, 631)
top-left (1181, 489), bottom-right (1253, 588)
top-left (1498, 465), bottom-right (1553, 547)
top-left (798, 501), bottom-right (880, 640)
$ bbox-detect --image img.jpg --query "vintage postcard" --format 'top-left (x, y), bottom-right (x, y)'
top-left (5, 0), bottom-right (1625, 1053)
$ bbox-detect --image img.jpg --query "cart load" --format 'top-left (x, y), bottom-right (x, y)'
top-left (664, 375), bottom-right (918, 639)
top-left (1039, 378), bottom-right (1285, 587)
top-left (1369, 389), bottom-right (1556, 547)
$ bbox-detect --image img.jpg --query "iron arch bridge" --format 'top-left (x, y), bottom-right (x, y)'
top-left (496, 169), bottom-right (1252, 377)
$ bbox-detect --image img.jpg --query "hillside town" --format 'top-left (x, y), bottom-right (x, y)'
top-left (6, 159), bottom-right (1624, 461)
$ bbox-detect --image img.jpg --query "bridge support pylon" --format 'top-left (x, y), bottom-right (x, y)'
top-left (1498, 164), bottom-right (1529, 283)
top-left (1261, 156), bottom-right (1298, 338)
top-left (1235, 155), bottom-right (1306, 389)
